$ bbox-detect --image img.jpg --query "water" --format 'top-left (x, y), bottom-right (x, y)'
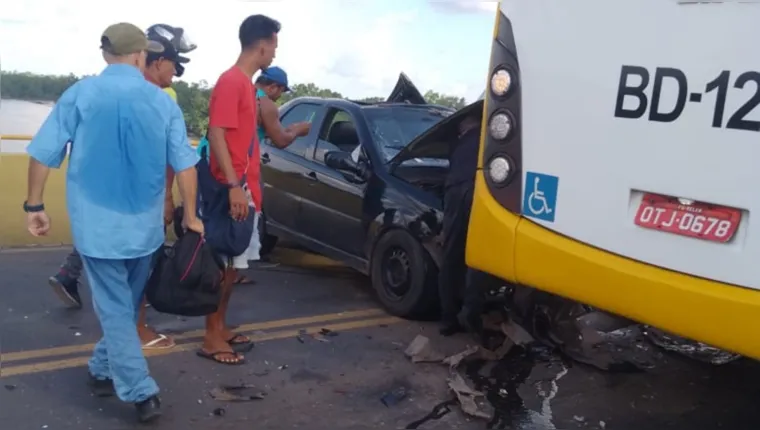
top-left (0, 99), bottom-right (52, 153)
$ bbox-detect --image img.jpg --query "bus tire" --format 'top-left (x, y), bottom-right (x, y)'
top-left (370, 229), bottom-right (438, 319)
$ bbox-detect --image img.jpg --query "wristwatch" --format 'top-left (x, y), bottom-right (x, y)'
top-left (23, 201), bottom-right (45, 213)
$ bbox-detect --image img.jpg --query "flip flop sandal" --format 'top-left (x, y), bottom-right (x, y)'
top-left (227, 334), bottom-right (254, 353)
top-left (141, 334), bottom-right (176, 350)
top-left (196, 350), bottom-right (245, 365)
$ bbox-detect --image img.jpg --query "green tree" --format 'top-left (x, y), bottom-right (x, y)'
top-left (1, 71), bottom-right (469, 138)
top-left (277, 82), bottom-right (343, 106)
top-left (423, 90), bottom-right (467, 109)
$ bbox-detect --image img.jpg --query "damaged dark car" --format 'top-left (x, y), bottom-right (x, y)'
top-left (259, 74), bottom-right (485, 318)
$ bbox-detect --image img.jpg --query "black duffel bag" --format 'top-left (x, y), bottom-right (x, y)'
top-left (145, 231), bottom-right (224, 316)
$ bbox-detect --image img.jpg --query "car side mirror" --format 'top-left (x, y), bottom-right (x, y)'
top-left (325, 150), bottom-right (370, 181)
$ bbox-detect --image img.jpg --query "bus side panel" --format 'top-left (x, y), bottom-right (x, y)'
top-left (514, 217), bottom-right (760, 360)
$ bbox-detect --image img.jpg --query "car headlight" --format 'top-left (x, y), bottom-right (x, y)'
top-left (488, 111), bottom-right (512, 140)
top-left (488, 156), bottom-right (511, 184)
top-left (490, 68), bottom-right (512, 97)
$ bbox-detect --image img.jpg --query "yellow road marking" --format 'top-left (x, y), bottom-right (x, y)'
top-left (1, 316), bottom-right (402, 377)
top-left (1, 309), bottom-right (385, 363)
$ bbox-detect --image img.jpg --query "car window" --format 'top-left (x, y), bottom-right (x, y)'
top-left (279, 103), bottom-right (321, 157)
top-left (315, 108), bottom-right (360, 163)
top-left (363, 106), bottom-right (452, 161)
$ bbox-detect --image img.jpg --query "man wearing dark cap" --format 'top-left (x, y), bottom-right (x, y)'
top-left (25, 22), bottom-right (202, 423)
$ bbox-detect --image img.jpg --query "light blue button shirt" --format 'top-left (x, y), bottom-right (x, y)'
top-left (27, 64), bottom-right (200, 259)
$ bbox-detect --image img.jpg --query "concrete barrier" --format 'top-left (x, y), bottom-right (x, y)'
top-left (0, 135), bottom-right (197, 248)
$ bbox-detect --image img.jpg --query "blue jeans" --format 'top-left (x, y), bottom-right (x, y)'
top-left (81, 254), bottom-right (160, 403)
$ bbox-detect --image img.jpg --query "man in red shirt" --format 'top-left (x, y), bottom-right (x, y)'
top-left (199, 14), bottom-right (280, 365)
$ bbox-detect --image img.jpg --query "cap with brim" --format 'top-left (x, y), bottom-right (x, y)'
top-left (146, 36), bottom-right (190, 64)
top-left (101, 22), bottom-right (164, 56)
top-left (260, 66), bottom-right (291, 92)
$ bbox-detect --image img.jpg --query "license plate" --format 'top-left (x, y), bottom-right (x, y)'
top-left (634, 193), bottom-right (742, 243)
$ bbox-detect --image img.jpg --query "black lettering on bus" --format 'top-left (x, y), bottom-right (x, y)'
top-left (615, 66), bottom-right (760, 132)
top-left (614, 65), bottom-right (649, 119)
top-left (649, 67), bottom-right (687, 123)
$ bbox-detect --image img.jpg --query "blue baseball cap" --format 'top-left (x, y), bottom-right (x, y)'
top-left (260, 66), bottom-right (290, 92)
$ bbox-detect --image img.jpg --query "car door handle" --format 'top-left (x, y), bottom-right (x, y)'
top-left (303, 171), bottom-right (318, 181)
top-left (261, 153), bottom-right (271, 164)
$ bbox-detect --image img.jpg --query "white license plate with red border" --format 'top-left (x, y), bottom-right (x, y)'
top-left (634, 193), bottom-right (742, 243)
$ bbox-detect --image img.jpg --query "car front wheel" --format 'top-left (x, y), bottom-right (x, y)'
top-left (369, 229), bottom-right (438, 319)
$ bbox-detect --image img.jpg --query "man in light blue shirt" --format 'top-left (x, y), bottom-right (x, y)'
top-left (24, 22), bottom-right (202, 424)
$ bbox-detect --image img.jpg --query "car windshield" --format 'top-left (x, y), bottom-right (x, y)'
top-left (363, 106), bottom-right (453, 163)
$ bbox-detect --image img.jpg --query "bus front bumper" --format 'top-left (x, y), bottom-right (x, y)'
top-left (467, 177), bottom-right (760, 360)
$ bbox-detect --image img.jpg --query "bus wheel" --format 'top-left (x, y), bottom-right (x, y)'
top-left (370, 229), bottom-right (438, 319)
top-left (258, 210), bottom-right (278, 257)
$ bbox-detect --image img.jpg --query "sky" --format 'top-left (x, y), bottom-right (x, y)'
top-left (0, 0), bottom-right (497, 102)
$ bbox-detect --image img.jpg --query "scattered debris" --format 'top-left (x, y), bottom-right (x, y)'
top-left (600, 420), bottom-right (607, 428)
top-left (296, 335), bottom-right (306, 343)
top-left (405, 399), bottom-right (457, 429)
top-left (212, 407), bottom-right (226, 417)
top-left (74, 332), bottom-right (82, 337)
top-left (448, 372), bottom-right (494, 420)
top-left (319, 328), bottom-right (339, 337)
top-left (380, 386), bottom-right (408, 407)
top-left (4, 384), bottom-right (16, 391)
top-left (251, 369), bottom-right (269, 377)
top-left (278, 364), bottom-right (288, 370)
top-left (644, 326), bottom-right (741, 365)
top-left (443, 345), bottom-right (479, 369)
top-left (574, 415), bottom-right (586, 423)
top-left (312, 333), bottom-right (331, 343)
top-left (209, 384), bottom-right (266, 402)
top-left (404, 335), bottom-right (445, 363)
top-left (501, 320), bottom-right (535, 346)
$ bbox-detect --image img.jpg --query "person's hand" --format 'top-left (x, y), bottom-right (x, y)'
top-left (228, 186), bottom-right (249, 221)
top-left (294, 122), bottom-right (311, 137)
top-left (183, 215), bottom-right (205, 236)
top-left (163, 197), bottom-right (175, 226)
top-left (27, 212), bottom-right (51, 237)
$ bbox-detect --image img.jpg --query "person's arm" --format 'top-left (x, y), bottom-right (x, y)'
top-left (26, 84), bottom-right (80, 205)
top-left (207, 77), bottom-right (241, 186)
top-left (165, 167), bottom-right (175, 200)
top-left (166, 100), bottom-right (201, 224)
top-left (260, 97), bottom-right (306, 148)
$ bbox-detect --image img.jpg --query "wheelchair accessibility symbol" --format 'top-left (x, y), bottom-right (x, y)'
top-left (522, 171), bottom-right (559, 222)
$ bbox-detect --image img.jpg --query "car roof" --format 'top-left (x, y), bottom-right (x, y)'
top-left (285, 97), bottom-right (455, 113)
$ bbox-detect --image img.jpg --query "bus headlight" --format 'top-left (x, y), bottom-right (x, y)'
top-left (488, 156), bottom-right (511, 184)
top-left (488, 111), bottom-right (512, 140)
top-left (490, 68), bottom-right (512, 97)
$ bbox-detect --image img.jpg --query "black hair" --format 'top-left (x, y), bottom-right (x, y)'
top-left (239, 14), bottom-right (281, 50)
top-left (255, 76), bottom-right (279, 86)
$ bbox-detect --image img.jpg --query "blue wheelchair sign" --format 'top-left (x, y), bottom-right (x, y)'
top-left (522, 171), bottom-right (559, 222)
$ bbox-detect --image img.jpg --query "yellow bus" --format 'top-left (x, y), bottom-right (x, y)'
top-left (467, 0), bottom-right (760, 359)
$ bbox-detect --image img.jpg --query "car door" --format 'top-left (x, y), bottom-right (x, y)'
top-left (260, 102), bottom-right (326, 235)
top-left (298, 107), bottom-right (368, 259)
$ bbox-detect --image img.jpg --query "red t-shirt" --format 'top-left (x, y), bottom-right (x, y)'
top-left (208, 66), bottom-right (262, 210)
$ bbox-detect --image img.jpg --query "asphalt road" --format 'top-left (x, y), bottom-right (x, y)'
top-left (1, 246), bottom-right (760, 430)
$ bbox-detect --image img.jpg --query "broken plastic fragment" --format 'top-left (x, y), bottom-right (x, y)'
top-left (209, 384), bottom-right (266, 402)
top-left (404, 335), bottom-right (445, 363)
top-left (443, 345), bottom-right (479, 369)
top-left (448, 372), bottom-right (494, 420)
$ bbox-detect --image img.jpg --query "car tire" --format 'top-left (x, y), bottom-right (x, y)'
top-left (258, 210), bottom-right (278, 256)
top-left (370, 229), bottom-right (438, 319)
